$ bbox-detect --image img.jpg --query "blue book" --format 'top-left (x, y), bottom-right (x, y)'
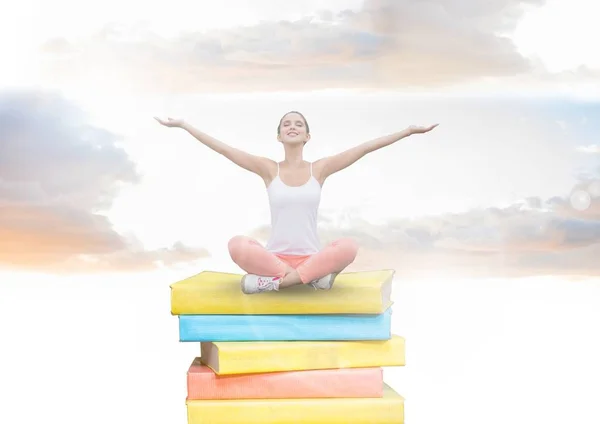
top-left (178, 308), bottom-right (392, 342)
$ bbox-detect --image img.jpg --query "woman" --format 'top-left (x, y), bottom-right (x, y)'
top-left (155, 111), bottom-right (438, 294)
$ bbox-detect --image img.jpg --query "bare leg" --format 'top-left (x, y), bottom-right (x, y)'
top-left (279, 270), bottom-right (303, 288)
top-left (230, 235), bottom-right (308, 293)
top-left (228, 235), bottom-right (288, 278)
top-left (295, 238), bottom-right (359, 284)
top-left (279, 239), bottom-right (360, 289)
top-left (283, 263), bottom-right (296, 276)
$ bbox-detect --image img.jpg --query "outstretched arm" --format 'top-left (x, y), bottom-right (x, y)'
top-left (155, 117), bottom-right (272, 179)
top-left (317, 124), bottom-right (438, 180)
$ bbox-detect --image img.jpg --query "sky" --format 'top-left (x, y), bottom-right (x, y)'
top-left (1, 1), bottom-right (600, 423)
top-left (1, 0), bottom-right (599, 280)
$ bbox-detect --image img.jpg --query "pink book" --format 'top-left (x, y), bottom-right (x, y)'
top-left (187, 358), bottom-right (383, 400)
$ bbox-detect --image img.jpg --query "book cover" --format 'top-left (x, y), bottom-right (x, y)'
top-left (170, 269), bottom-right (394, 315)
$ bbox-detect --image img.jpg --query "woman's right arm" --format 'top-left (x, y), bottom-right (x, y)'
top-left (155, 117), bottom-right (272, 180)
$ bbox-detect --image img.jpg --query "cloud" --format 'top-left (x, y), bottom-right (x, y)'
top-left (344, 195), bottom-right (600, 278)
top-left (549, 178), bottom-right (600, 220)
top-left (36, 0), bottom-right (558, 93)
top-left (248, 176), bottom-right (600, 279)
top-left (239, 93), bottom-right (600, 279)
top-left (0, 90), bottom-right (209, 273)
top-left (577, 144), bottom-right (600, 154)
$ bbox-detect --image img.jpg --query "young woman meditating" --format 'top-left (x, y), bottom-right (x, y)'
top-left (155, 112), bottom-right (437, 294)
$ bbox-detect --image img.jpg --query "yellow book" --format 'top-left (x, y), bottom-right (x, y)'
top-left (170, 269), bottom-right (394, 315)
top-left (186, 383), bottom-right (404, 424)
top-left (201, 335), bottom-right (405, 375)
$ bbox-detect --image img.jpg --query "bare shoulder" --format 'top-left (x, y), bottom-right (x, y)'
top-left (311, 157), bottom-right (329, 185)
top-left (259, 157), bottom-right (279, 186)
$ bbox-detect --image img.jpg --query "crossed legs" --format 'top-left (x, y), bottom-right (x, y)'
top-left (227, 235), bottom-right (359, 289)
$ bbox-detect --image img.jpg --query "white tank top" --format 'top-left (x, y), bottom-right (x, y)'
top-left (265, 162), bottom-right (322, 255)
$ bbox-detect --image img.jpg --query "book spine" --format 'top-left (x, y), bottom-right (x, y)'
top-left (178, 311), bottom-right (392, 342)
top-left (187, 366), bottom-right (384, 400)
top-left (210, 336), bottom-right (405, 375)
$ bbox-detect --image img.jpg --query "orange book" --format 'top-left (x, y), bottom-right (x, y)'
top-left (187, 358), bottom-right (384, 400)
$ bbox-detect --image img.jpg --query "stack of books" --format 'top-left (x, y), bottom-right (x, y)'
top-left (170, 269), bottom-right (406, 423)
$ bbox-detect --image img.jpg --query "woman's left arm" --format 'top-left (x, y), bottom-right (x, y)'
top-left (316, 124), bottom-right (438, 181)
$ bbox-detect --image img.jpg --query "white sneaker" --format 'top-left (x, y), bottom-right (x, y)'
top-left (241, 274), bottom-right (281, 294)
top-left (309, 272), bottom-right (339, 290)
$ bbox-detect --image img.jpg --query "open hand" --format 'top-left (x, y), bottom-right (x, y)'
top-left (408, 124), bottom-right (439, 135)
top-left (154, 117), bottom-right (185, 128)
